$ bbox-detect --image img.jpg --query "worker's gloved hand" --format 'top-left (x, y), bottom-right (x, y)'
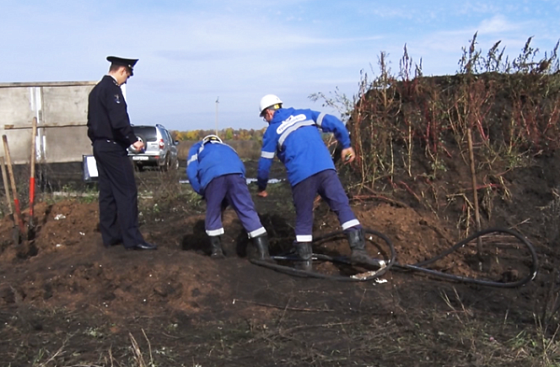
top-left (340, 147), bottom-right (355, 164)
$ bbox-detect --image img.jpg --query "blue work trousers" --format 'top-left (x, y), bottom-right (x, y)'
top-left (205, 174), bottom-right (266, 238)
top-left (291, 169), bottom-right (360, 242)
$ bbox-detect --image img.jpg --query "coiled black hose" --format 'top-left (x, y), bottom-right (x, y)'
top-left (250, 227), bottom-right (538, 287)
top-left (251, 228), bottom-right (395, 282)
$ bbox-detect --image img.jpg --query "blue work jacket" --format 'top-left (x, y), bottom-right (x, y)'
top-left (186, 140), bottom-right (245, 196)
top-left (257, 107), bottom-right (351, 191)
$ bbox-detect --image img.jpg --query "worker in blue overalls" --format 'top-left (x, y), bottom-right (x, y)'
top-left (187, 135), bottom-right (272, 261)
top-left (256, 94), bottom-right (384, 271)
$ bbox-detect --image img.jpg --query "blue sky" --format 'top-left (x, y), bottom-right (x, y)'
top-left (1, 0), bottom-right (559, 131)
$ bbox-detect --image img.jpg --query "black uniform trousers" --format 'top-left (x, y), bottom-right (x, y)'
top-left (93, 140), bottom-right (144, 248)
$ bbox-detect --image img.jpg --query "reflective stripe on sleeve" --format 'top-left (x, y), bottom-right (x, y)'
top-left (316, 112), bottom-right (327, 127)
top-left (261, 151), bottom-right (275, 159)
top-left (187, 154), bottom-right (198, 166)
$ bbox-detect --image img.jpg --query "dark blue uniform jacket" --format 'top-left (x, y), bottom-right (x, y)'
top-left (87, 75), bottom-right (138, 148)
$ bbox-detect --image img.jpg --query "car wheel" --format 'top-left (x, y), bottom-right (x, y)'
top-left (161, 156), bottom-right (170, 172)
top-left (173, 157), bottom-right (179, 170)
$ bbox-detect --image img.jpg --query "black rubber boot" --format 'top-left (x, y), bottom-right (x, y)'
top-left (209, 236), bottom-right (225, 259)
top-left (295, 242), bottom-right (313, 272)
top-left (252, 234), bottom-right (273, 262)
top-left (347, 228), bottom-right (386, 268)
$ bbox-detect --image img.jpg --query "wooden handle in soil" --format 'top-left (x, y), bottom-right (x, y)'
top-left (29, 117), bottom-right (37, 221)
top-left (2, 135), bottom-right (24, 232)
top-left (0, 156), bottom-right (13, 215)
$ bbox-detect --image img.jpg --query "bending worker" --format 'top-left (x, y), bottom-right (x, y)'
top-left (256, 94), bottom-right (384, 271)
top-left (186, 135), bottom-right (272, 261)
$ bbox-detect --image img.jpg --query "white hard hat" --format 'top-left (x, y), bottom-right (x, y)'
top-left (259, 94), bottom-right (283, 116)
top-left (202, 134), bottom-right (223, 144)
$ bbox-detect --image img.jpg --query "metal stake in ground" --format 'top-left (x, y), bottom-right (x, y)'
top-left (2, 135), bottom-right (25, 239)
top-left (28, 117), bottom-right (38, 239)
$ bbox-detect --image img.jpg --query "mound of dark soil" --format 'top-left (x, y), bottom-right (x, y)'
top-left (0, 153), bottom-right (553, 366)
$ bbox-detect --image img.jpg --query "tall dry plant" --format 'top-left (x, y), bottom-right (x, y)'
top-left (344, 34), bottom-right (560, 199)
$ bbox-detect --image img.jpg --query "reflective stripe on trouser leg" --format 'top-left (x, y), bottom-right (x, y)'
top-left (291, 174), bottom-right (319, 242)
top-left (206, 228), bottom-right (225, 236)
top-left (223, 174), bottom-right (267, 238)
top-left (316, 169), bottom-right (361, 231)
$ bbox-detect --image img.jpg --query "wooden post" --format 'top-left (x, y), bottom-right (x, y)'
top-left (28, 117), bottom-right (37, 230)
top-left (467, 127), bottom-right (484, 258)
top-left (2, 135), bottom-right (24, 234)
top-left (0, 156), bottom-right (13, 216)
top-left (0, 155), bottom-right (19, 244)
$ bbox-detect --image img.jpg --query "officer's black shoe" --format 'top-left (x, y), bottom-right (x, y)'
top-left (295, 242), bottom-right (313, 272)
top-left (347, 228), bottom-right (385, 269)
top-left (127, 242), bottom-right (157, 250)
top-left (209, 236), bottom-right (225, 259)
top-left (251, 234), bottom-right (274, 262)
top-left (104, 239), bottom-right (123, 248)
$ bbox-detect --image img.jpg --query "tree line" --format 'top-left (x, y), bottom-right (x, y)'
top-left (171, 128), bottom-right (266, 142)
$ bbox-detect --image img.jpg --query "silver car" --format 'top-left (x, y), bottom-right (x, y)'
top-left (128, 124), bottom-right (179, 171)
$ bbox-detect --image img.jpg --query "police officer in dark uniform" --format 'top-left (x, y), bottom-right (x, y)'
top-left (87, 56), bottom-right (157, 250)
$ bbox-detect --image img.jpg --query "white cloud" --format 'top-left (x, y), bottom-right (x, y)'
top-left (478, 15), bottom-right (521, 33)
